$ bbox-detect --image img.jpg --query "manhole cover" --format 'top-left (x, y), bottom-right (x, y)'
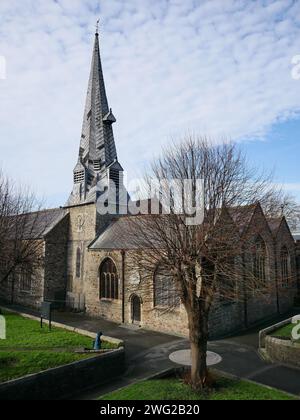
top-left (169, 349), bottom-right (222, 366)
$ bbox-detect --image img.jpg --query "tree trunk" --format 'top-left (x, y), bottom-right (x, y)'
top-left (188, 308), bottom-right (209, 390)
top-left (190, 340), bottom-right (208, 389)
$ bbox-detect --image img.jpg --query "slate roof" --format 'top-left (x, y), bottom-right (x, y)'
top-left (90, 203), bottom-right (295, 251)
top-left (89, 216), bottom-right (155, 250)
top-left (12, 208), bottom-right (67, 240)
top-left (79, 32), bottom-right (117, 167)
top-left (67, 31), bottom-right (119, 206)
top-left (227, 205), bottom-right (257, 234)
top-left (267, 217), bottom-right (283, 236)
top-left (90, 206), bottom-right (256, 251)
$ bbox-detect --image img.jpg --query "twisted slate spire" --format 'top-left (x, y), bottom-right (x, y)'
top-left (80, 30), bottom-right (117, 165)
top-left (67, 27), bottom-right (120, 206)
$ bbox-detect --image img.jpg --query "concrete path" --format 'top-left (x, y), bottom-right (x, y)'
top-left (2, 304), bottom-right (300, 399)
top-left (50, 311), bottom-right (300, 399)
top-left (69, 315), bottom-right (300, 399)
top-left (210, 339), bottom-right (300, 397)
top-left (52, 311), bottom-right (188, 400)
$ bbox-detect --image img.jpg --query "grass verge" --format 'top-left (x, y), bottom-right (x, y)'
top-left (100, 377), bottom-right (296, 401)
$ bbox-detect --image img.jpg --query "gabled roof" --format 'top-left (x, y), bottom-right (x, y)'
top-left (267, 217), bottom-right (283, 236)
top-left (267, 216), bottom-right (296, 243)
top-left (227, 204), bottom-right (257, 234)
top-left (107, 160), bottom-right (124, 171)
top-left (12, 208), bottom-right (67, 240)
top-left (89, 203), bottom-right (294, 251)
top-left (90, 205), bottom-right (252, 251)
top-left (73, 159), bottom-right (86, 173)
top-left (89, 216), bottom-right (149, 250)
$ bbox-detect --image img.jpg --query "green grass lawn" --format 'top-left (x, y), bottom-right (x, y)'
top-left (0, 312), bottom-right (92, 349)
top-left (100, 377), bottom-right (296, 401)
top-left (271, 322), bottom-right (300, 343)
top-left (0, 312), bottom-right (115, 383)
top-left (0, 351), bottom-right (91, 383)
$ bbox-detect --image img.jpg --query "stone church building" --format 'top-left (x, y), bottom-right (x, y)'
top-left (0, 30), bottom-right (299, 338)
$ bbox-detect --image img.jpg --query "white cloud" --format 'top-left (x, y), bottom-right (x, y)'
top-left (0, 0), bottom-right (300, 206)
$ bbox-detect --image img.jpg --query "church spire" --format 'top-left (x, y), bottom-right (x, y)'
top-left (67, 25), bottom-right (121, 206)
top-left (96, 19), bottom-right (100, 35)
top-left (80, 25), bottom-right (117, 167)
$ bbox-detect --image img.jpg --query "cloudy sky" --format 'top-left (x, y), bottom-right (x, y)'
top-left (0, 0), bottom-right (300, 207)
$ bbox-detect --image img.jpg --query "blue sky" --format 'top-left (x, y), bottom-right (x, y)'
top-left (241, 119), bottom-right (300, 200)
top-left (0, 0), bottom-right (300, 207)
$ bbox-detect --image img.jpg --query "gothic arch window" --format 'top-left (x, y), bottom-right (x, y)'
top-left (76, 248), bottom-right (81, 278)
top-left (99, 258), bottom-right (119, 300)
top-left (281, 246), bottom-right (290, 288)
top-left (154, 265), bottom-right (180, 308)
top-left (253, 236), bottom-right (268, 288)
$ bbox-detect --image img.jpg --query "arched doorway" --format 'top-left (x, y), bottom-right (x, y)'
top-left (131, 295), bottom-right (141, 325)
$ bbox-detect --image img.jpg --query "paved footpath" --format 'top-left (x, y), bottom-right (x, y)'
top-left (3, 304), bottom-right (300, 399)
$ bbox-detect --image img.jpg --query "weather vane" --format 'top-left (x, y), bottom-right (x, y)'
top-left (96, 19), bottom-right (100, 35)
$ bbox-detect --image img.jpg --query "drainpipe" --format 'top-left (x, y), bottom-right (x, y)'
top-left (121, 250), bottom-right (125, 324)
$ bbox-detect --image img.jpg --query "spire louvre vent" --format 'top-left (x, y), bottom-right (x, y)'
top-left (94, 160), bottom-right (101, 171)
top-left (74, 170), bottom-right (85, 184)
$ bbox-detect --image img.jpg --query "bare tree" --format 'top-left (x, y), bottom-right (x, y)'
top-left (0, 171), bottom-right (46, 303)
top-left (280, 199), bottom-right (300, 232)
top-left (122, 137), bottom-right (288, 390)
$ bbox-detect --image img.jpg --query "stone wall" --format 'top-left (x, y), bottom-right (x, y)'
top-left (65, 203), bottom-right (298, 339)
top-left (85, 249), bottom-right (123, 323)
top-left (276, 220), bottom-right (298, 312)
top-left (83, 229), bottom-right (297, 339)
top-left (66, 203), bottom-right (97, 310)
top-left (243, 208), bottom-right (297, 327)
top-left (258, 317), bottom-right (292, 348)
top-left (66, 204), bottom-right (118, 311)
top-left (0, 348), bottom-right (125, 400)
top-left (0, 241), bottom-right (45, 309)
top-left (44, 214), bottom-right (69, 306)
top-left (0, 213), bottom-right (71, 311)
top-left (265, 336), bottom-right (300, 368)
top-left (11, 262), bottom-right (45, 309)
top-left (124, 258), bottom-right (189, 336)
top-left (209, 302), bottom-right (245, 338)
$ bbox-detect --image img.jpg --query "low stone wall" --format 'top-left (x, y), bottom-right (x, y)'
top-left (259, 317), bottom-right (292, 348)
top-left (265, 336), bottom-right (300, 368)
top-left (0, 347), bottom-right (125, 400)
